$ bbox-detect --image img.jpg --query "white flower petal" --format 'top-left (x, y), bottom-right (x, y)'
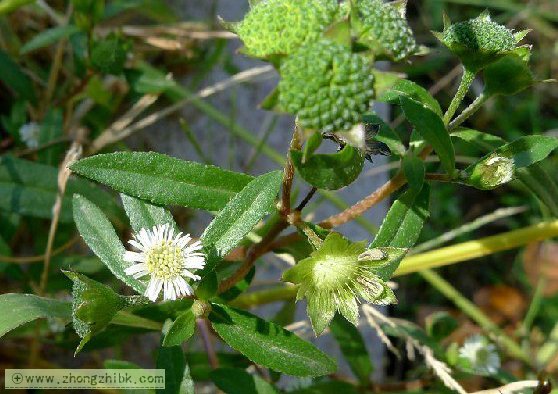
top-left (124, 251), bottom-right (146, 263)
top-left (125, 263), bottom-right (149, 278)
top-left (145, 278), bottom-right (163, 301)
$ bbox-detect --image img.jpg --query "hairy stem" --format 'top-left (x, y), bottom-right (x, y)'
top-left (448, 93), bottom-right (488, 131)
top-left (443, 67), bottom-right (476, 126)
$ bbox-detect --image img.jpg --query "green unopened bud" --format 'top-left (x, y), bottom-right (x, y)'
top-left (354, 0), bottom-right (417, 61)
top-left (434, 11), bottom-right (529, 71)
top-left (233, 0), bottom-right (339, 58)
top-left (279, 40), bottom-right (374, 132)
top-left (192, 299), bottom-right (211, 318)
top-left (468, 154), bottom-right (514, 190)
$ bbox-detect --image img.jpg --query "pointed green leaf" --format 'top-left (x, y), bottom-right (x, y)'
top-left (291, 145), bottom-right (364, 190)
top-left (20, 25), bottom-right (80, 54)
top-left (0, 293), bottom-right (70, 338)
top-left (484, 54), bottom-right (536, 97)
top-left (400, 96), bottom-right (455, 176)
top-left (0, 49), bottom-right (36, 103)
top-left (162, 309), bottom-right (196, 347)
top-left (121, 193), bottom-right (177, 232)
top-left (402, 153), bottom-right (425, 193)
top-left (380, 79), bottom-right (442, 117)
top-left (202, 171), bottom-right (282, 258)
top-left (210, 368), bottom-right (277, 394)
top-left (209, 304), bottom-right (337, 377)
top-left (70, 152), bottom-right (253, 211)
top-left (330, 314), bottom-right (373, 384)
top-left (371, 185), bottom-right (430, 279)
top-left (157, 324), bottom-right (190, 394)
top-left (73, 194), bottom-right (145, 293)
top-left (0, 156), bottom-right (124, 223)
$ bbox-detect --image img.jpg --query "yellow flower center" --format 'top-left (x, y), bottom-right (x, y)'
top-left (146, 241), bottom-right (183, 280)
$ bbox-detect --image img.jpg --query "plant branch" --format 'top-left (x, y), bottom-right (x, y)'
top-left (443, 66), bottom-right (476, 126)
top-left (295, 187), bottom-right (318, 212)
top-left (394, 220), bottom-right (558, 276)
top-left (197, 318), bottom-right (219, 369)
top-left (448, 93), bottom-right (488, 131)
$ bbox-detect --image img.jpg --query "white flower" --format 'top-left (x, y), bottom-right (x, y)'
top-left (123, 223), bottom-right (206, 302)
top-left (19, 122), bottom-right (41, 148)
top-left (458, 334), bottom-right (501, 375)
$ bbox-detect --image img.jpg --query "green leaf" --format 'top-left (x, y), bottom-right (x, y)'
top-left (38, 108), bottom-right (63, 166)
top-left (162, 309), bottom-right (196, 347)
top-left (71, 152), bottom-right (253, 212)
top-left (202, 171), bottom-right (282, 258)
top-left (291, 146), bottom-right (364, 190)
top-left (425, 311), bottom-right (458, 341)
top-left (73, 194), bottom-right (145, 293)
top-left (400, 97), bottom-right (455, 176)
top-left (402, 153), bottom-right (425, 193)
top-left (121, 193), bottom-right (177, 232)
top-left (65, 271), bottom-right (126, 352)
top-left (91, 34), bottom-right (128, 75)
top-left (463, 136), bottom-right (558, 190)
top-left (209, 304), bottom-right (337, 377)
top-left (0, 48), bottom-right (36, 103)
top-left (0, 156), bottom-right (124, 223)
top-left (210, 368), bottom-right (277, 394)
top-left (381, 79), bottom-right (443, 117)
top-left (451, 128), bottom-right (504, 151)
top-left (371, 185), bottom-right (430, 279)
top-left (20, 25), bottom-right (80, 54)
top-left (484, 54), bottom-right (536, 97)
top-left (0, 293), bottom-right (71, 338)
top-left (104, 359), bottom-right (142, 369)
top-left (157, 324), bottom-right (190, 394)
top-left (330, 314), bottom-right (372, 384)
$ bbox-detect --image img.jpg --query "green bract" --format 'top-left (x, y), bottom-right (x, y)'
top-left (282, 232), bottom-right (397, 335)
top-left (234, 0), bottom-right (339, 58)
top-left (434, 11), bottom-right (528, 71)
top-left (355, 0), bottom-right (417, 61)
top-left (279, 40), bottom-right (374, 132)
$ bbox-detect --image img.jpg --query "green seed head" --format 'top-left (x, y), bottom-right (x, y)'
top-left (278, 40), bottom-right (375, 132)
top-left (435, 12), bottom-right (528, 71)
top-left (235, 0), bottom-right (339, 58)
top-left (355, 0), bottom-right (417, 61)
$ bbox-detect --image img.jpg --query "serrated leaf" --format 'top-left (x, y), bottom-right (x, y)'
top-left (371, 185), bottom-right (430, 279)
top-left (402, 153), bottom-right (425, 193)
top-left (73, 194), bottom-right (145, 293)
top-left (209, 304), bottom-right (337, 377)
top-left (400, 97), bottom-right (455, 176)
top-left (121, 193), bottom-right (177, 232)
top-left (0, 156), bottom-right (124, 223)
top-left (202, 171), bottom-right (282, 258)
top-left (0, 49), bottom-right (36, 103)
top-left (210, 368), bottom-right (277, 394)
top-left (162, 309), bottom-right (196, 347)
top-left (0, 293), bottom-right (70, 338)
top-left (70, 152), bottom-right (253, 212)
top-left (20, 25), bottom-right (80, 54)
top-left (330, 314), bottom-right (372, 384)
top-left (291, 145), bottom-right (364, 190)
top-left (381, 79), bottom-right (443, 117)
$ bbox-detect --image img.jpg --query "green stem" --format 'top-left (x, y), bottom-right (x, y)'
top-left (111, 311), bottom-right (163, 330)
top-left (443, 67), bottom-right (476, 126)
top-left (419, 269), bottom-right (530, 364)
top-left (448, 93), bottom-right (488, 131)
top-left (230, 285), bottom-right (298, 308)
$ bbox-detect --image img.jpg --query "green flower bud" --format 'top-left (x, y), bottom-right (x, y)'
top-left (278, 40), bottom-right (374, 132)
top-left (282, 232), bottom-right (401, 335)
top-left (434, 11), bottom-right (529, 71)
top-left (234, 0), bottom-right (339, 58)
top-left (468, 153), bottom-right (514, 190)
top-left (354, 0), bottom-right (417, 61)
